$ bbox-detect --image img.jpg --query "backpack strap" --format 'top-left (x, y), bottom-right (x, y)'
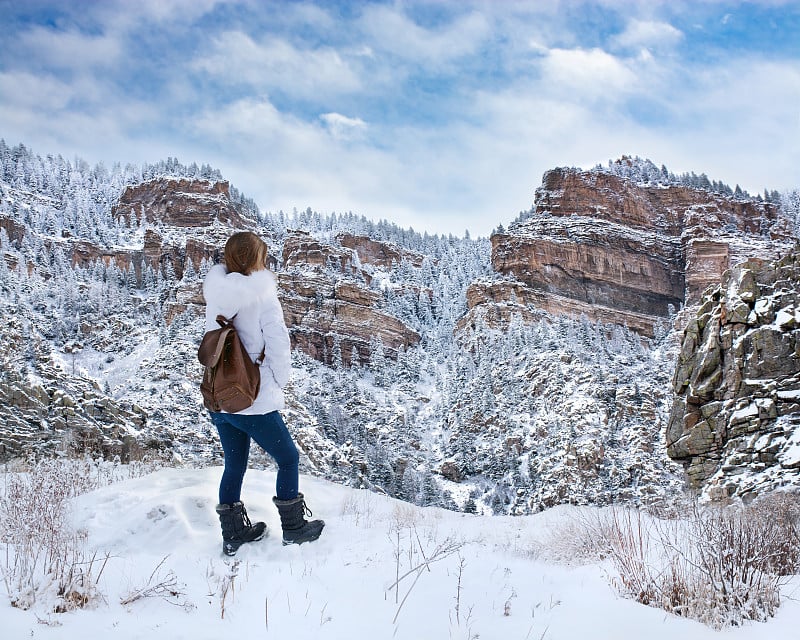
top-left (198, 325), bottom-right (235, 368)
top-left (216, 314), bottom-right (266, 366)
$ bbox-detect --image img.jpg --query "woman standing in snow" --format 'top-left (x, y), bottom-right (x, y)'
top-left (203, 231), bottom-right (324, 555)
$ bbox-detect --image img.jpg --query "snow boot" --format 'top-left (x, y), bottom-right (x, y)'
top-left (272, 493), bottom-right (325, 545)
top-left (215, 502), bottom-right (267, 556)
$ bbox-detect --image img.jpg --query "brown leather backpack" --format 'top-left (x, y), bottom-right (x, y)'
top-left (198, 315), bottom-right (265, 413)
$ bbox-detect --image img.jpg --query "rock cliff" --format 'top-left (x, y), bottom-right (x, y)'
top-left (78, 179), bottom-right (418, 365)
top-left (279, 231), bottom-right (420, 365)
top-left (473, 166), bottom-right (793, 336)
top-left (114, 178), bottom-right (252, 228)
top-left (667, 250), bottom-right (800, 500)
top-left (337, 232), bottom-right (425, 269)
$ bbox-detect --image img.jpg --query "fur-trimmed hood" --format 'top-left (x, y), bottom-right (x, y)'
top-left (203, 264), bottom-right (278, 317)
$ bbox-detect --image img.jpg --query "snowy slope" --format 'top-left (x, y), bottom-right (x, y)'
top-left (3, 468), bottom-right (799, 640)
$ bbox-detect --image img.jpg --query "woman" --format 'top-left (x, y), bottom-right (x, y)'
top-left (202, 231), bottom-right (324, 555)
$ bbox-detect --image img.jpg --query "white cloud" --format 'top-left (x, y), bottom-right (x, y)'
top-left (320, 113), bottom-right (367, 140)
top-left (189, 98), bottom-right (381, 204)
top-left (94, 0), bottom-right (228, 31)
top-left (194, 31), bottom-right (362, 99)
top-left (540, 48), bottom-right (638, 99)
top-left (0, 71), bottom-right (73, 111)
top-left (15, 26), bottom-right (123, 70)
top-left (192, 98), bottom-right (301, 146)
top-left (612, 19), bottom-right (683, 51)
top-left (660, 58), bottom-right (800, 192)
top-left (358, 5), bottom-right (490, 66)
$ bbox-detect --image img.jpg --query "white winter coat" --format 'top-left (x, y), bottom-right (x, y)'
top-left (202, 264), bottom-right (291, 415)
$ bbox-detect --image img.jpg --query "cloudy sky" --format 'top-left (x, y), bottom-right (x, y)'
top-left (1, 0), bottom-right (798, 237)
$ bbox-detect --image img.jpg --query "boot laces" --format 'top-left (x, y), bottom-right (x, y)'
top-left (301, 501), bottom-right (313, 518)
top-left (240, 504), bottom-right (252, 527)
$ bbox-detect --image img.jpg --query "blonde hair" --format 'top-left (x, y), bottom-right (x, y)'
top-left (224, 231), bottom-right (269, 275)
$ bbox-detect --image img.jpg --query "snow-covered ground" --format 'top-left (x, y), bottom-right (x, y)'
top-left (3, 468), bottom-right (799, 639)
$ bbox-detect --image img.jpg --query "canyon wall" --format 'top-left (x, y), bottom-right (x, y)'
top-left (470, 166), bottom-right (794, 336)
top-left (73, 179), bottom-right (418, 364)
top-left (667, 251), bottom-right (800, 500)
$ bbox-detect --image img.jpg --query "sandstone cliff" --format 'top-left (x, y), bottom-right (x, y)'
top-left (279, 230), bottom-right (420, 365)
top-left (471, 166), bottom-right (793, 336)
top-left (67, 179), bottom-right (246, 279)
top-left (667, 250), bottom-right (800, 500)
top-left (71, 179), bottom-right (419, 365)
top-left (114, 178), bottom-right (253, 228)
top-left (337, 232), bottom-right (425, 269)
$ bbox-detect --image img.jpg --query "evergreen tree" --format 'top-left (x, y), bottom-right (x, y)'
top-left (369, 335), bottom-right (389, 386)
top-left (182, 257), bottom-right (197, 282)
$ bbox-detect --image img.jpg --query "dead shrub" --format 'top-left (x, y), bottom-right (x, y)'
top-left (1, 456), bottom-right (163, 612)
top-left (568, 492), bottom-right (800, 628)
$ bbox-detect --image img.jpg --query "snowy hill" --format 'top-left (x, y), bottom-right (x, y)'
top-left (4, 466), bottom-right (800, 640)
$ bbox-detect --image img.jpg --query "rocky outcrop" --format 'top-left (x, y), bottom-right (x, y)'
top-left (142, 229), bottom-right (229, 278)
top-left (0, 315), bottom-right (164, 463)
top-left (667, 249), bottom-right (800, 500)
top-left (476, 166), bottom-right (793, 336)
top-left (459, 279), bottom-right (658, 335)
top-left (277, 230), bottom-right (421, 364)
top-left (490, 219), bottom-right (684, 333)
top-left (111, 177), bottom-right (258, 277)
top-left (0, 214), bottom-right (27, 244)
top-left (68, 231), bottom-right (226, 282)
top-left (70, 240), bottom-right (137, 271)
top-left (69, 178), bottom-right (252, 279)
top-left (114, 178), bottom-right (253, 228)
top-left (337, 233), bottom-right (425, 268)
top-left (283, 230), bottom-right (360, 275)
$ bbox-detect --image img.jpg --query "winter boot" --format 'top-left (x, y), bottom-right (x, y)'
top-left (215, 502), bottom-right (267, 556)
top-left (272, 492), bottom-right (325, 545)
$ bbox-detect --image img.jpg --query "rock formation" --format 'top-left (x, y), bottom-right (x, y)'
top-left (283, 230), bottom-right (361, 275)
top-left (337, 232), bottom-right (425, 269)
top-left (114, 178), bottom-right (252, 228)
top-left (279, 231), bottom-right (420, 364)
top-left (62, 181), bottom-right (421, 365)
top-left (471, 165), bottom-right (794, 336)
top-left (667, 249), bottom-right (800, 500)
top-left (0, 313), bottom-right (161, 463)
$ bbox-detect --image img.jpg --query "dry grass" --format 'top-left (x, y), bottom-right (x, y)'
top-left (1, 455), bottom-right (164, 612)
top-left (552, 493), bottom-right (800, 628)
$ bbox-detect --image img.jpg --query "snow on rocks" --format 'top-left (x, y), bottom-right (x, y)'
top-left (669, 250), bottom-right (800, 500)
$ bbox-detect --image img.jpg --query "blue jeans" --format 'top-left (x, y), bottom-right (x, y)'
top-left (210, 411), bottom-right (300, 503)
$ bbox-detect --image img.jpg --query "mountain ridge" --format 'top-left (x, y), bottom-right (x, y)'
top-left (1, 140), bottom-right (798, 512)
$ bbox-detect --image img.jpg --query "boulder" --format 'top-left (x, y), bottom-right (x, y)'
top-left (667, 250), bottom-right (800, 499)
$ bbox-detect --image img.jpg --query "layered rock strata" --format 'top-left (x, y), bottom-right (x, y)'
top-left (114, 178), bottom-right (252, 228)
top-left (69, 179), bottom-right (250, 279)
top-left (337, 232), bottom-right (425, 269)
top-left (279, 231), bottom-right (420, 364)
top-left (667, 250), bottom-right (800, 500)
top-left (279, 271), bottom-right (419, 365)
top-left (67, 182), bottom-right (420, 366)
top-left (283, 230), bottom-right (361, 276)
top-left (473, 166), bottom-right (793, 336)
